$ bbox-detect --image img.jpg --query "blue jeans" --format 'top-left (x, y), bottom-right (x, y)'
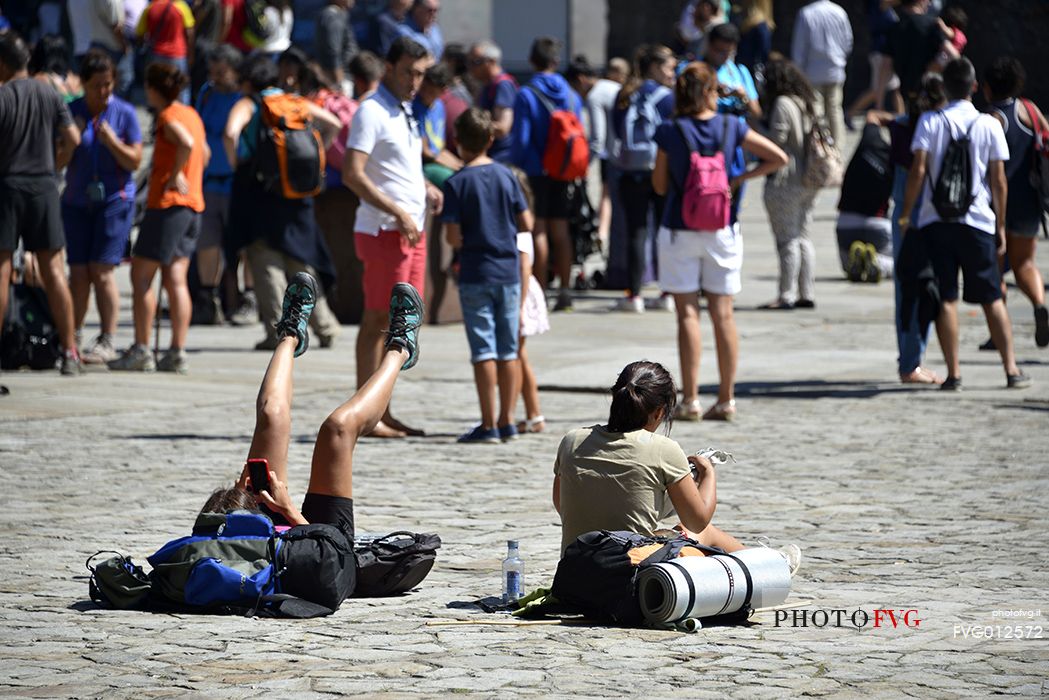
top-left (892, 165), bottom-right (931, 374)
top-left (459, 282), bottom-right (521, 363)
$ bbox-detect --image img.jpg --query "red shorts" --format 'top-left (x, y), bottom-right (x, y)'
top-left (355, 229), bottom-right (427, 311)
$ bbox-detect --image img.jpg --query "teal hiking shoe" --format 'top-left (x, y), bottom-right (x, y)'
top-left (276, 272), bottom-right (317, 357)
top-left (386, 282), bottom-right (424, 370)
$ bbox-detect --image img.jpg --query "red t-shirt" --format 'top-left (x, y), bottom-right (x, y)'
top-left (222, 0), bottom-right (252, 52)
top-left (136, 0), bottom-right (195, 59)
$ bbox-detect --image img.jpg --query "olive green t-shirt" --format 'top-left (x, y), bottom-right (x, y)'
top-left (554, 425), bottom-right (692, 554)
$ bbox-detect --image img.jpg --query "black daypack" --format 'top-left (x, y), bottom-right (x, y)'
top-left (352, 531), bottom-right (441, 597)
top-left (928, 111), bottom-right (978, 220)
top-left (551, 530), bottom-right (722, 625)
top-left (0, 283), bottom-right (62, 370)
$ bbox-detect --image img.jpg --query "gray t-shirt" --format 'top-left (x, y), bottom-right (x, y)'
top-left (0, 78), bottom-right (74, 178)
top-left (554, 425), bottom-right (691, 554)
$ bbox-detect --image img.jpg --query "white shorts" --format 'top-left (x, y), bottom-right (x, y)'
top-left (870, 52), bottom-right (900, 92)
top-left (657, 225), bottom-right (743, 296)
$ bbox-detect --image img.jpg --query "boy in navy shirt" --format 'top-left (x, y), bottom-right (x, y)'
top-left (443, 108), bottom-right (534, 443)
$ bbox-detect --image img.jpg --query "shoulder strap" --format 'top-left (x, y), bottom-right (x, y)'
top-left (525, 84), bottom-right (558, 116)
top-left (1020, 98), bottom-right (1048, 142)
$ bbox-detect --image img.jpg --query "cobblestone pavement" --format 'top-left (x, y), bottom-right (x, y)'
top-left (2, 181), bottom-right (1048, 697)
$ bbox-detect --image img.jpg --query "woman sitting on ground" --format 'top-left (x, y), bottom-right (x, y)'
top-left (552, 360), bottom-right (800, 570)
top-left (200, 274), bottom-right (424, 601)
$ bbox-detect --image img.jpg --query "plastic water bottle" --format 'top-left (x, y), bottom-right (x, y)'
top-left (502, 540), bottom-right (524, 604)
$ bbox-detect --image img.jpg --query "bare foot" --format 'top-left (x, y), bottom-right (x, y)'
top-left (364, 421), bottom-right (408, 439)
top-left (383, 414), bottom-right (425, 437)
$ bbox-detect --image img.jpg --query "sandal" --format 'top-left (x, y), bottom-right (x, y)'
top-left (516, 415), bottom-right (546, 433)
top-left (702, 399), bottom-right (737, 422)
top-left (900, 367), bottom-right (942, 385)
top-left (674, 399), bottom-right (702, 422)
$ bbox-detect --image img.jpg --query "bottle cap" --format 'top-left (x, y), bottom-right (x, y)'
top-left (507, 539), bottom-right (519, 549)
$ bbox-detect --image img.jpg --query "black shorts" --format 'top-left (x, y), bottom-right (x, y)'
top-left (300, 493), bottom-right (356, 543)
top-left (133, 206), bottom-right (201, 264)
top-left (0, 176), bottom-right (65, 252)
top-left (528, 174), bottom-right (573, 220)
top-left (923, 221), bottom-right (1002, 304)
top-left (599, 159), bottom-right (612, 184)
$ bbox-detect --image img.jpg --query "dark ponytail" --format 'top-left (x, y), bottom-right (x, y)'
top-left (607, 361), bottom-right (677, 434)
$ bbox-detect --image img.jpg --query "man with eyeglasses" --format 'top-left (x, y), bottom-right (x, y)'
top-left (344, 36), bottom-right (443, 438)
top-left (468, 40), bottom-right (516, 164)
top-left (396, 0), bottom-right (443, 61)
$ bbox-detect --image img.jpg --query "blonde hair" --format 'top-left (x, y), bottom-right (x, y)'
top-left (740, 0), bottom-right (775, 33)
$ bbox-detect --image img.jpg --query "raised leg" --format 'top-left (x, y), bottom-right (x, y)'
top-left (246, 336), bottom-right (298, 484)
top-left (1006, 235), bottom-right (1045, 307)
top-left (308, 345), bottom-right (409, 498)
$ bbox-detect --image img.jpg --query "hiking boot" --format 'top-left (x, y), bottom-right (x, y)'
top-left (191, 294), bottom-right (224, 326)
top-left (276, 272), bottom-right (318, 358)
top-left (157, 348), bottom-right (189, 374)
top-left (60, 350), bottom-right (82, 376)
top-left (846, 241), bottom-right (865, 282)
top-left (386, 282), bottom-right (424, 370)
top-left (458, 424), bottom-right (500, 444)
top-left (1007, 371), bottom-right (1032, 390)
top-left (228, 290), bottom-right (259, 326)
top-left (81, 333), bottom-right (118, 365)
top-left (864, 243), bottom-right (882, 283)
top-left (108, 344), bottom-right (156, 372)
top-left (1035, 305), bottom-right (1049, 348)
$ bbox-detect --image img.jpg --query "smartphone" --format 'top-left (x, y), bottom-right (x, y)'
top-left (246, 458), bottom-right (271, 495)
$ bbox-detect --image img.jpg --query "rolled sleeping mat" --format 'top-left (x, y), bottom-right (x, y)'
top-left (637, 547), bottom-right (791, 625)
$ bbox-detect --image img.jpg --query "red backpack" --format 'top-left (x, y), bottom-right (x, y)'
top-left (675, 117), bottom-right (732, 231)
top-left (526, 85), bottom-right (589, 181)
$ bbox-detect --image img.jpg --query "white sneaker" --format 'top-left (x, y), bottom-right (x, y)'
top-left (612, 296), bottom-right (644, 313)
top-left (757, 537), bottom-right (802, 577)
top-left (645, 295), bottom-right (674, 312)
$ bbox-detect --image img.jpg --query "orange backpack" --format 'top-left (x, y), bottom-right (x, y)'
top-left (526, 85), bottom-right (589, 181)
top-left (254, 92), bottom-right (325, 199)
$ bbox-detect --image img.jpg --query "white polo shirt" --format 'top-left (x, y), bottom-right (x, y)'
top-left (911, 99), bottom-right (1009, 235)
top-left (346, 83), bottom-right (427, 235)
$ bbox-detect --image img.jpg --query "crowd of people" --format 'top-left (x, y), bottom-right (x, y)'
top-left (0, 0), bottom-right (1045, 420)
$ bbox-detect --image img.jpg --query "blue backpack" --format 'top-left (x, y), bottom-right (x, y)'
top-left (616, 85), bottom-right (671, 172)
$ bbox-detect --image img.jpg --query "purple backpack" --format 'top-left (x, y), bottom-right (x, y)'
top-left (676, 117), bottom-right (732, 231)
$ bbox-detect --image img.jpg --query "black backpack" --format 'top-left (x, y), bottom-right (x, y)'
top-left (352, 531), bottom-right (441, 597)
top-left (928, 111), bottom-right (978, 220)
top-left (551, 530), bottom-right (722, 625)
top-left (0, 283), bottom-right (62, 370)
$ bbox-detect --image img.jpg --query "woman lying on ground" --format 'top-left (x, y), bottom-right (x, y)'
top-left (200, 274), bottom-right (424, 598)
top-left (551, 360), bottom-right (799, 572)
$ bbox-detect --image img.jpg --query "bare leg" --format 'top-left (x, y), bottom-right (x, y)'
top-left (519, 339), bottom-right (542, 421)
top-left (246, 336), bottom-right (298, 484)
top-left (473, 359), bottom-right (497, 430)
top-left (678, 523), bottom-right (745, 553)
top-left (497, 358), bottom-right (520, 428)
top-left (162, 256), bottom-right (192, 349)
top-left (532, 222), bottom-right (550, 289)
top-left (0, 252), bottom-right (11, 344)
top-left (1007, 236), bottom-right (1045, 307)
top-left (548, 217), bottom-right (572, 290)
top-left (196, 245), bottom-right (223, 287)
top-left (984, 299), bottom-right (1020, 377)
top-left (936, 300), bottom-right (960, 378)
top-left (308, 346), bottom-right (409, 498)
top-left (89, 263), bottom-right (120, 336)
top-left (673, 292), bottom-right (702, 404)
top-left (597, 182), bottom-right (612, 251)
top-left (35, 249), bottom-right (77, 352)
top-left (705, 292), bottom-right (739, 404)
top-left (130, 257), bottom-right (161, 347)
top-left (70, 264), bottom-right (91, 332)
top-left (356, 307), bottom-right (407, 438)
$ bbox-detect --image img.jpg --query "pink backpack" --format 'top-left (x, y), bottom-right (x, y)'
top-left (676, 117), bottom-right (732, 231)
